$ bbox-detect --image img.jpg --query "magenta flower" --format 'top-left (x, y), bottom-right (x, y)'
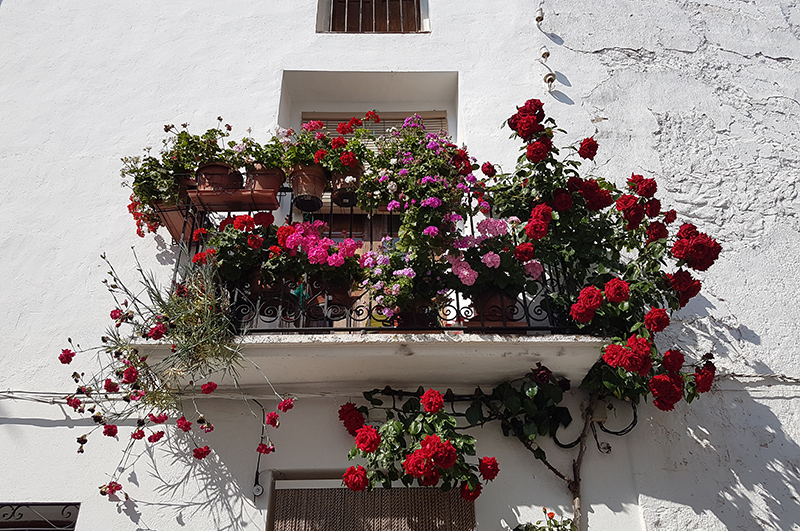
top-left (422, 226), bottom-right (439, 237)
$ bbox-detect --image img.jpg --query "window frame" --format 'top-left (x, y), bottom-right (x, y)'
top-left (317, 0), bottom-right (431, 34)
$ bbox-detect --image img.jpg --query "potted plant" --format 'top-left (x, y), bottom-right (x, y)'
top-left (321, 114), bottom-right (378, 207)
top-left (229, 128), bottom-right (289, 192)
top-left (283, 121), bottom-right (332, 212)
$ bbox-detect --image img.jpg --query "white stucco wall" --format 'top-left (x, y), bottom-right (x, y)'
top-left (1, 1), bottom-right (799, 529)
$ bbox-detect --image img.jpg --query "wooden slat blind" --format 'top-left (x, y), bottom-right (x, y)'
top-left (329, 0), bottom-right (422, 33)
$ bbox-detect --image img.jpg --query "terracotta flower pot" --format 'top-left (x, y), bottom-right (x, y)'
top-left (331, 164), bottom-right (363, 208)
top-left (467, 291), bottom-right (525, 327)
top-left (247, 164), bottom-right (286, 191)
top-left (290, 164), bottom-right (328, 212)
top-left (196, 163), bottom-right (243, 192)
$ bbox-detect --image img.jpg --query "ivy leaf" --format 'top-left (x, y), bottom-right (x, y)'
top-left (465, 402), bottom-right (483, 426)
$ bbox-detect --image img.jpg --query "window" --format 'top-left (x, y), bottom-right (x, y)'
top-left (0, 503), bottom-right (80, 530)
top-left (272, 487), bottom-right (475, 531)
top-left (318, 0), bottom-right (430, 33)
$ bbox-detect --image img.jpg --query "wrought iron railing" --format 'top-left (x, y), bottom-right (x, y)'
top-left (163, 186), bottom-right (577, 334)
top-left (0, 504), bottom-right (80, 530)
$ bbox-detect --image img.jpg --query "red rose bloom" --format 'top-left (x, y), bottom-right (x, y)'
top-left (686, 233), bottom-right (722, 271)
top-left (343, 465), bottom-right (368, 491)
top-left (481, 162), bottom-right (496, 177)
top-left (266, 411), bottom-right (279, 427)
top-left (104, 379), bottom-right (120, 393)
top-left (663, 209), bottom-right (677, 224)
top-left (421, 388), bottom-right (444, 413)
top-left (337, 122), bottom-right (354, 135)
top-left (645, 199), bottom-right (661, 218)
top-left (253, 212), bottom-right (274, 227)
top-left (578, 137), bottom-right (598, 160)
top-left (431, 440), bottom-right (457, 469)
top-left (278, 398), bottom-right (294, 412)
top-left (338, 402), bottom-right (365, 436)
top-left (602, 344), bottom-right (626, 367)
top-left (176, 416), bottom-right (192, 432)
top-left (578, 286), bottom-right (603, 310)
top-left (121, 366), bottom-right (139, 384)
top-left (616, 194), bottom-right (638, 213)
top-left (552, 188), bottom-right (573, 211)
top-left (460, 482), bottom-right (482, 501)
top-left (637, 178), bottom-right (657, 198)
top-left (201, 381), bottom-right (217, 394)
top-left (479, 457), bottom-right (499, 481)
top-left (403, 449), bottom-right (434, 478)
top-left (661, 349), bottom-right (685, 372)
top-left (604, 278), bottom-right (630, 303)
top-left (579, 179), bottom-right (613, 210)
top-left (623, 204), bottom-right (646, 230)
top-left (649, 373), bottom-right (684, 411)
top-left (354, 425), bottom-right (382, 453)
top-left (646, 221), bottom-right (668, 244)
top-left (514, 242), bottom-right (536, 262)
top-left (331, 136), bottom-right (347, 149)
top-left (526, 140), bottom-right (550, 163)
top-left (103, 424), bottom-right (118, 437)
top-left (695, 362), bottom-right (715, 393)
top-left (340, 151), bottom-right (358, 167)
top-left (256, 443), bottom-right (274, 454)
top-left (570, 302), bottom-right (595, 324)
top-left (59, 349), bottom-right (75, 364)
top-left (314, 149), bottom-right (327, 164)
top-left (628, 173), bottom-right (643, 190)
top-left (676, 223), bottom-right (699, 240)
top-left (233, 215), bottom-right (255, 232)
top-left (420, 468), bottom-right (441, 486)
top-left (247, 234), bottom-right (264, 249)
top-left (193, 445), bottom-right (211, 460)
top-left (515, 114), bottom-right (544, 142)
top-left (148, 430), bottom-right (165, 443)
top-left (525, 219), bottom-right (549, 240)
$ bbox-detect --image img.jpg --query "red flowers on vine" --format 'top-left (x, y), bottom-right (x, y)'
top-left (421, 388), bottom-right (444, 413)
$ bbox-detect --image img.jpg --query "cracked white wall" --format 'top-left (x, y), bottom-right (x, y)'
top-left (0, 0), bottom-right (799, 530)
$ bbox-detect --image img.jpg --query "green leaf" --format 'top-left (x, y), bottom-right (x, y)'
top-left (532, 447), bottom-right (547, 461)
top-left (525, 384), bottom-right (539, 399)
top-left (504, 391), bottom-right (522, 416)
top-left (465, 402), bottom-right (483, 426)
top-left (523, 422), bottom-right (538, 440)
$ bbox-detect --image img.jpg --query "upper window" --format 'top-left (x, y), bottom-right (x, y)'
top-left (317, 0), bottom-right (430, 33)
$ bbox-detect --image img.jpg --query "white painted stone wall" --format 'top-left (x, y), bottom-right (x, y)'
top-left (1, 1), bottom-right (799, 529)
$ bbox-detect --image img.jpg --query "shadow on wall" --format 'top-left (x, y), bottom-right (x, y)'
top-left (635, 296), bottom-right (800, 529)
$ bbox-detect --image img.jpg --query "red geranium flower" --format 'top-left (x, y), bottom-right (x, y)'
top-left (364, 110), bottom-right (381, 123)
top-left (192, 228), bottom-right (207, 242)
top-left (247, 234), bottom-right (264, 249)
top-left (314, 149), bottom-right (327, 164)
top-left (233, 215), bottom-right (255, 232)
top-left (336, 122), bottom-right (354, 135)
top-left (340, 151), bottom-right (358, 167)
top-left (253, 212), bottom-right (274, 227)
top-left (331, 136), bottom-right (347, 149)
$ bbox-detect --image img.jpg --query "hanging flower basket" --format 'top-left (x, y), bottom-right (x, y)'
top-left (290, 164), bottom-right (327, 212)
top-left (196, 162), bottom-right (243, 192)
top-left (330, 164), bottom-right (363, 208)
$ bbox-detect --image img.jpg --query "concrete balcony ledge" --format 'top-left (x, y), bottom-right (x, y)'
top-left (221, 332), bottom-right (607, 395)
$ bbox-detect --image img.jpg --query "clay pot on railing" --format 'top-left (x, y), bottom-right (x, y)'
top-left (196, 163), bottom-right (243, 192)
top-left (290, 164), bottom-right (328, 212)
top-left (330, 164), bottom-right (363, 208)
top-left (467, 291), bottom-right (526, 328)
top-left (247, 163), bottom-right (286, 192)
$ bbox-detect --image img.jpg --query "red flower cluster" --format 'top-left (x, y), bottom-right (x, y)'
top-left (570, 286), bottom-right (603, 323)
top-left (661, 349), bottom-right (685, 372)
top-left (402, 434), bottom-right (458, 486)
top-left (193, 445), bottom-right (211, 460)
top-left (514, 242), bottom-right (536, 262)
top-left (569, 177), bottom-right (613, 211)
top-left (247, 234), bottom-right (264, 249)
top-left (66, 396), bottom-right (82, 412)
top-left (552, 188), bottom-right (573, 211)
top-left (233, 215), bottom-right (255, 232)
top-left (253, 211), bottom-right (274, 227)
top-left (460, 482), bottom-right (482, 501)
top-left (303, 120), bottom-right (324, 131)
top-left (176, 416), bottom-right (192, 432)
top-left (616, 193), bottom-right (645, 230)
top-left (148, 413), bottom-right (168, 424)
top-left (314, 149), bottom-right (327, 164)
top-left (646, 221), bottom-right (668, 244)
top-left (121, 366), bottom-right (139, 384)
top-left (148, 431), bottom-right (165, 443)
top-left (331, 136), bottom-right (347, 149)
top-left (478, 456), bottom-right (499, 481)
top-left (645, 198), bottom-right (661, 218)
top-left (336, 117), bottom-right (362, 135)
top-left (421, 388), bottom-right (444, 413)
top-left (276, 225), bottom-right (296, 247)
top-left (338, 402), bottom-right (365, 436)
top-left (201, 381), bottom-right (217, 394)
top-left (671, 223), bottom-right (722, 271)
top-left (191, 249), bottom-right (216, 264)
top-left (354, 425), bottom-right (382, 453)
top-left (103, 424), bottom-right (118, 437)
top-left (644, 307), bottom-right (670, 333)
top-left (604, 278), bottom-right (630, 303)
top-left (59, 349), bottom-right (75, 365)
top-left (278, 398), bottom-right (294, 412)
top-left (525, 203), bottom-right (553, 240)
top-left (508, 99), bottom-right (545, 142)
top-left (104, 378), bottom-right (119, 393)
top-left (526, 137), bottom-right (552, 164)
top-left (256, 443), bottom-right (274, 454)
top-left (578, 137), bottom-right (598, 160)
top-left (695, 361), bottom-right (715, 393)
top-left (192, 228), bottom-right (207, 242)
top-left (343, 465), bottom-right (368, 491)
top-left (628, 173), bottom-right (657, 198)
top-left (131, 429), bottom-right (145, 440)
top-left (219, 216), bottom-right (234, 231)
top-left (364, 111), bottom-right (381, 123)
top-left (602, 336), bottom-right (653, 376)
top-left (481, 162), bottom-right (496, 177)
top-left (665, 269), bottom-right (702, 307)
top-left (649, 373), bottom-right (684, 411)
top-left (147, 323), bottom-right (167, 340)
top-left (105, 481), bottom-right (123, 497)
top-left (340, 151), bottom-right (358, 167)
top-left (266, 411), bottom-right (279, 427)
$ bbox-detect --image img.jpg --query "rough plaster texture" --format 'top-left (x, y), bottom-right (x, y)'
top-left (1, 0), bottom-right (799, 529)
